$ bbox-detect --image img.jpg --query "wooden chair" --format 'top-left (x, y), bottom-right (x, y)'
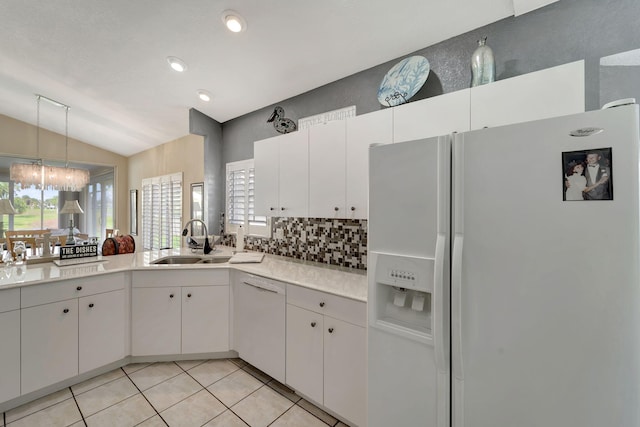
top-left (5, 230), bottom-right (49, 259)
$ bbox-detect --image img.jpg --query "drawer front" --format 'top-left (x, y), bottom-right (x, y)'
top-left (133, 269), bottom-right (229, 287)
top-left (0, 288), bottom-right (20, 313)
top-left (21, 273), bottom-right (126, 308)
top-left (286, 284), bottom-right (366, 327)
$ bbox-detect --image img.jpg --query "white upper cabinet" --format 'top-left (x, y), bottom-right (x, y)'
top-left (393, 89), bottom-right (471, 143)
top-left (254, 136), bottom-right (280, 215)
top-left (279, 129), bottom-right (309, 217)
top-left (254, 129), bottom-right (309, 217)
top-left (309, 121), bottom-right (347, 218)
top-left (346, 109), bottom-right (393, 219)
top-left (513, 0), bottom-right (558, 16)
top-left (470, 60), bottom-right (585, 130)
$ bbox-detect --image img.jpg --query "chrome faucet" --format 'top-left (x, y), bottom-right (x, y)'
top-left (182, 219), bottom-right (213, 254)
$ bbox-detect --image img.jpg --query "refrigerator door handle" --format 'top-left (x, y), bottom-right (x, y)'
top-left (433, 233), bottom-right (447, 373)
top-left (452, 233), bottom-right (464, 380)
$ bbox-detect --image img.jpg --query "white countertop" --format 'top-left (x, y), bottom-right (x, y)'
top-left (0, 246), bottom-right (368, 302)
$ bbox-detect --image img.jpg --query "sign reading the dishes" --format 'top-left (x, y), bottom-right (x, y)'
top-left (298, 105), bottom-right (356, 130)
top-left (60, 244), bottom-right (99, 260)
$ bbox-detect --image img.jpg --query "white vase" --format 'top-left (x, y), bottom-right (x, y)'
top-left (471, 37), bottom-right (495, 87)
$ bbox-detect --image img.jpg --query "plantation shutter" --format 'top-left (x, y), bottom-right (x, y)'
top-left (142, 172), bottom-right (182, 250)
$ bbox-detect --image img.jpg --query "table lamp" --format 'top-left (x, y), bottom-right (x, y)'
top-left (0, 199), bottom-right (17, 242)
top-left (60, 200), bottom-right (84, 245)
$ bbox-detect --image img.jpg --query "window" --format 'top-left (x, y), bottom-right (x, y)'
top-left (86, 170), bottom-right (114, 240)
top-left (141, 172), bottom-right (182, 250)
top-left (226, 160), bottom-right (270, 237)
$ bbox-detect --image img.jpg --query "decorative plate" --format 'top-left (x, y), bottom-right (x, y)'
top-left (377, 55), bottom-right (430, 107)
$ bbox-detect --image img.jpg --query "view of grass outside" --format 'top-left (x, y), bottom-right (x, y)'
top-left (13, 207), bottom-right (58, 230)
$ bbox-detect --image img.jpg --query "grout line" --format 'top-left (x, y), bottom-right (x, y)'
top-left (68, 386), bottom-right (88, 427)
top-left (294, 401), bottom-right (338, 426)
top-left (121, 367), bottom-right (169, 427)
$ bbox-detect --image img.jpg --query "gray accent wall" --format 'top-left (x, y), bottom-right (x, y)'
top-left (221, 0), bottom-right (640, 165)
top-left (199, 0), bottom-right (640, 235)
top-left (189, 108), bottom-right (223, 234)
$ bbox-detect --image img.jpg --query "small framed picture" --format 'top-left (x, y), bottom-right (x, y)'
top-left (562, 147), bottom-right (613, 201)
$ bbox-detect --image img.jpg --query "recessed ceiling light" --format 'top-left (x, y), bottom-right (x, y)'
top-left (197, 90), bottom-right (212, 102)
top-left (221, 10), bottom-right (246, 33)
top-left (166, 56), bottom-right (187, 72)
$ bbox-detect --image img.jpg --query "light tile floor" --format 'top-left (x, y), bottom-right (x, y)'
top-left (2, 359), bottom-right (351, 427)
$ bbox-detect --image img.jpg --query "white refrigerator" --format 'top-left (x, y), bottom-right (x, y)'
top-left (368, 104), bottom-right (640, 427)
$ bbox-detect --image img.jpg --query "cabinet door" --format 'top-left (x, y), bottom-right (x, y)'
top-left (79, 290), bottom-right (125, 374)
top-left (254, 136), bottom-right (280, 215)
top-left (21, 300), bottom-right (79, 394)
top-left (324, 317), bottom-right (367, 427)
top-left (131, 287), bottom-right (181, 356)
top-left (0, 310), bottom-right (20, 402)
top-left (182, 286), bottom-right (229, 354)
top-left (470, 60), bottom-right (584, 130)
top-left (393, 89), bottom-right (471, 143)
top-left (279, 129), bottom-right (309, 217)
top-left (286, 304), bottom-right (324, 404)
top-left (346, 109), bottom-right (393, 219)
top-left (309, 121), bottom-right (346, 218)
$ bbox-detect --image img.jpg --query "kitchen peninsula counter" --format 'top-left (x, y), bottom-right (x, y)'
top-left (0, 246), bottom-right (367, 302)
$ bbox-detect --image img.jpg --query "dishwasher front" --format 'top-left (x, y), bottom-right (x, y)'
top-left (232, 271), bottom-right (286, 383)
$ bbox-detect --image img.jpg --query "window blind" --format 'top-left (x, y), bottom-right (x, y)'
top-left (226, 160), bottom-right (269, 237)
top-left (142, 172), bottom-right (182, 250)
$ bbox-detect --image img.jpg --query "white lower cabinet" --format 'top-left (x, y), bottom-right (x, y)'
top-left (286, 284), bottom-right (367, 427)
top-left (21, 299), bottom-right (79, 394)
top-left (131, 287), bottom-right (181, 356)
top-left (182, 285), bottom-right (229, 354)
top-left (20, 273), bottom-right (126, 395)
top-left (323, 316), bottom-right (367, 426)
top-left (131, 270), bottom-right (230, 356)
top-left (286, 304), bottom-right (324, 403)
top-left (79, 290), bottom-right (126, 374)
top-left (0, 288), bottom-right (21, 402)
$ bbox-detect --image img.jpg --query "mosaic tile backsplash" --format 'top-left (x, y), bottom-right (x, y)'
top-left (221, 217), bottom-right (367, 270)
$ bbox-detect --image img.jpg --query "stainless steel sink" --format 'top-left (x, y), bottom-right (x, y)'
top-left (198, 256), bottom-right (232, 264)
top-left (151, 256), bottom-right (203, 265)
top-left (151, 255), bottom-right (232, 265)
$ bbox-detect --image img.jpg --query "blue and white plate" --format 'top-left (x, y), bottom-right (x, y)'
top-left (377, 55), bottom-right (430, 107)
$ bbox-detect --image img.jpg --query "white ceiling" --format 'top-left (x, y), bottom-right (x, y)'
top-left (0, 0), bottom-right (518, 157)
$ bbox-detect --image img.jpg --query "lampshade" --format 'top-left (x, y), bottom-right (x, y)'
top-left (60, 200), bottom-right (84, 214)
top-left (0, 199), bottom-right (17, 215)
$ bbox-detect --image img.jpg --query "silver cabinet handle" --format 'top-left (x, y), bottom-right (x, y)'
top-left (243, 281), bottom-right (278, 294)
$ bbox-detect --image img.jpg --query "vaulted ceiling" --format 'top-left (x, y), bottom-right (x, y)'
top-left (0, 0), bottom-right (526, 156)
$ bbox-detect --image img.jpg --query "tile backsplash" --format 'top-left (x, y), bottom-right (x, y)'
top-left (221, 217), bottom-right (367, 270)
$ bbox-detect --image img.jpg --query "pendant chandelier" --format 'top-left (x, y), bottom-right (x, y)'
top-left (10, 95), bottom-right (90, 191)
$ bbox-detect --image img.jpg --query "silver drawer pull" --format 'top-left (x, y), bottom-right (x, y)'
top-left (243, 281), bottom-right (278, 293)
